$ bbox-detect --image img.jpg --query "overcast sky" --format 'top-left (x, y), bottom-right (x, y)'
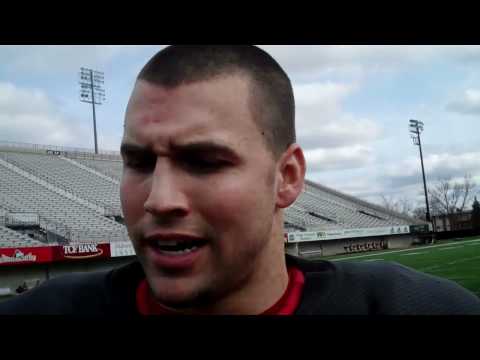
top-left (1, 45), bottom-right (479, 208)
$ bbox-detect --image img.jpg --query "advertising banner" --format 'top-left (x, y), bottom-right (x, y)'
top-left (409, 224), bottom-right (430, 234)
top-left (52, 243), bottom-right (111, 261)
top-left (286, 225), bottom-right (411, 243)
top-left (0, 246), bottom-right (53, 266)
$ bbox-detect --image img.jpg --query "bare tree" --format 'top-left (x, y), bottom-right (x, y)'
top-left (380, 195), bottom-right (414, 216)
top-left (428, 174), bottom-right (476, 216)
top-left (412, 206), bottom-right (427, 221)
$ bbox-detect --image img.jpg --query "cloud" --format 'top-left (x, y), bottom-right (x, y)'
top-left (426, 152), bottom-right (480, 178)
top-left (0, 83), bottom-right (52, 115)
top-left (291, 80), bottom-right (382, 174)
top-left (261, 46), bottom-right (461, 79)
top-left (294, 81), bottom-right (382, 150)
top-left (0, 82), bottom-right (92, 148)
top-left (0, 45), bottom-right (160, 75)
top-left (381, 151), bottom-right (480, 189)
top-left (446, 89), bottom-right (480, 115)
top-left (449, 46), bottom-right (480, 64)
top-left (259, 46), bottom-right (480, 83)
top-left (305, 144), bottom-right (375, 172)
top-left (313, 171), bottom-right (382, 197)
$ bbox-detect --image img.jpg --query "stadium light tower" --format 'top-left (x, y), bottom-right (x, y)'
top-left (409, 119), bottom-right (431, 222)
top-left (79, 68), bottom-right (106, 154)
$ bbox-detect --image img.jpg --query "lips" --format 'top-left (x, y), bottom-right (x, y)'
top-left (143, 233), bottom-right (208, 270)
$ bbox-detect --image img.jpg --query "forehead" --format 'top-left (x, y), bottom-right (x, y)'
top-left (124, 76), bottom-right (262, 149)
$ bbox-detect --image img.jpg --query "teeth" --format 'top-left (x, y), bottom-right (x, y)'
top-left (159, 246), bottom-right (198, 255)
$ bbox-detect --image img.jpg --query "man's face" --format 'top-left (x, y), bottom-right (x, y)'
top-left (121, 75), bottom-right (282, 311)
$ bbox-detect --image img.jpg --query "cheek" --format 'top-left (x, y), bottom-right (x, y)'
top-left (195, 171), bottom-right (275, 239)
top-left (120, 177), bottom-right (148, 225)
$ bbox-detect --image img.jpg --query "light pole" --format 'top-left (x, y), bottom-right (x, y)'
top-left (79, 68), bottom-right (106, 154)
top-left (409, 119), bottom-right (431, 222)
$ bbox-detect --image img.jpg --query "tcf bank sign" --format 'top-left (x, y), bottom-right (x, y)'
top-left (54, 243), bottom-right (111, 261)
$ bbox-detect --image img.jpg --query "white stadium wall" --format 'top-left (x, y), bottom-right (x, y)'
top-left (286, 234), bottom-right (415, 258)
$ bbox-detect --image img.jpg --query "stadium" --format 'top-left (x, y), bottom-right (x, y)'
top-left (0, 140), bottom-right (440, 300)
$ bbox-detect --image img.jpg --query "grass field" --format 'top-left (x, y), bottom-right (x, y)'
top-left (315, 236), bottom-right (480, 298)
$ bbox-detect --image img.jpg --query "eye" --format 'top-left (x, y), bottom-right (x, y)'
top-left (180, 155), bottom-right (231, 174)
top-left (123, 156), bottom-right (156, 173)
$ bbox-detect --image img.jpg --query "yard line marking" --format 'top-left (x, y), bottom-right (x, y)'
top-left (439, 246), bottom-right (465, 251)
top-left (364, 259), bottom-right (384, 262)
top-left (400, 252), bottom-right (425, 256)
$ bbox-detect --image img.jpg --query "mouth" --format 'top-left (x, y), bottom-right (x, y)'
top-left (151, 238), bottom-right (208, 255)
top-left (144, 233), bottom-right (208, 269)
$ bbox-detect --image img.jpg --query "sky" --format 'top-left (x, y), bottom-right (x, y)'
top-left (0, 45), bottom-right (479, 209)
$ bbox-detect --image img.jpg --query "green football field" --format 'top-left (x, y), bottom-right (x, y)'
top-left (315, 236), bottom-right (480, 298)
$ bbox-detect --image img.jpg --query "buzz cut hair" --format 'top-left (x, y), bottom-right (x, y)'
top-left (137, 45), bottom-right (296, 158)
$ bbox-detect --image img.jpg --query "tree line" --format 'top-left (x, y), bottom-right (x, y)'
top-left (381, 174), bottom-right (479, 227)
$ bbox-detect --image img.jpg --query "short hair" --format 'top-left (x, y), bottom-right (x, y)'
top-left (137, 45), bottom-right (295, 158)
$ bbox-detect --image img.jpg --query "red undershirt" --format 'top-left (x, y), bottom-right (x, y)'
top-left (136, 266), bottom-right (305, 315)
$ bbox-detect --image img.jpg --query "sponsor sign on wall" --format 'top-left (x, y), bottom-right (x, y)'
top-left (0, 247), bottom-right (53, 266)
top-left (46, 149), bottom-right (67, 156)
top-left (110, 241), bottom-right (136, 257)
top-left (52, 243), bottom-right (110, 261)
top-left (409, 224), bottom-right (430, 233)
top-left (343, 239), bottom-right (388, 254)
top-left (286, 225), bottom-right (410, 243)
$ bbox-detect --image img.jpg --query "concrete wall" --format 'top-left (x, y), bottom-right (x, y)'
top-left (294, 234), bottom-right (416, 258)
top-left (0, 256), bottom-right (136, 302)
top-left (387, 235), bottom-right (416, 249)
top-left (285, 242), bottom-right (299, 256)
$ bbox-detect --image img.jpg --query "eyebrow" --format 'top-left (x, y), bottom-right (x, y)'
top-left (171, 141), bottom-right (239, 159)
top-left (120, 143), bottom-right (150, 157)
top-left (120, 141), bottom-right (240, 160)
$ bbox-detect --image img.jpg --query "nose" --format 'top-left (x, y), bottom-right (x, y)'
top-left (143, 159), bottom-right (190, 219)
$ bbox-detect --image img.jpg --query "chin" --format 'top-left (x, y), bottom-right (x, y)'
top-left (148, 275), bottom-right (213, 310)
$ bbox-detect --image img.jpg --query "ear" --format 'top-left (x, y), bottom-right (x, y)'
top-left (276, 143), bottom-right (306, 209)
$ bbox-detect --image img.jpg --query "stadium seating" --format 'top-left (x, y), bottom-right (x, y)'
top-left (0, 152), bottom-right (121, 216)
top-left (285, 180), bottom-right (419, 230)
top-left (0, 144), bottom-right (422, 248)
top-left (0, 225), bottom-right (45, 247)
top-left (0, 158), bottom-right (128, 244)
top-left (74, 158), bottom-right (123, 181)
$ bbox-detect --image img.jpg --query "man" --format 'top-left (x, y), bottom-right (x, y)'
top-left (1, 45), bottom-right (479, 315)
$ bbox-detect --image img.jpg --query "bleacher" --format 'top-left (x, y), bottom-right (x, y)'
top-left (0, 152), bottom-right (121, 216)
top-left (74, 158), bottom-right (123, 181)
top-left (0, 157), bottom-right (127, 244)
top-left (284, 180), bottom-right (421, 231)
top-left (0, 225), bottom-right (44, 248)
top-left (0, 142), bottom-right (420, 248)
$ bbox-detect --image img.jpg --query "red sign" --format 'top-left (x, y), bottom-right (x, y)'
top-left (52, 243), bottom-right (111, 261)
top-left (0, 246), bottom-right (53, 266)
top-left (0, 243), bottom-right (112, 266)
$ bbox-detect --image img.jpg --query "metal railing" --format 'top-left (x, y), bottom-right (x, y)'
top-left (0, 140), bottom-right (121, 161)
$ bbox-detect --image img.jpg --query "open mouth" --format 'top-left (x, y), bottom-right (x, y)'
top-left (151, 239), bottom-right (208, 255)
